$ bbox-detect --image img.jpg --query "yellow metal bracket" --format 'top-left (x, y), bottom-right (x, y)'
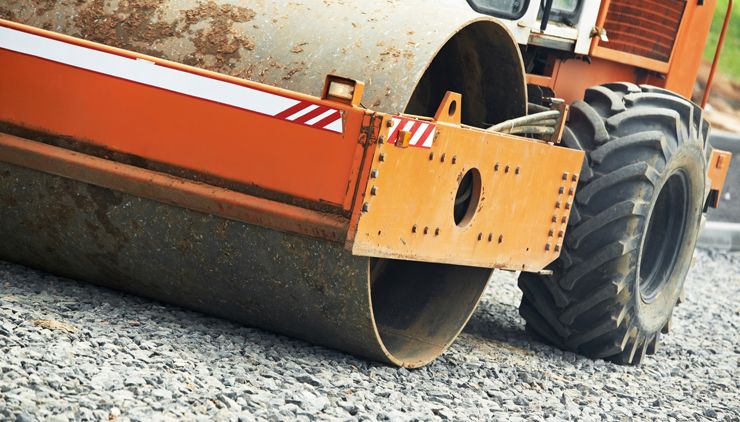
top-left (351, 93), bottom-right (585, 272)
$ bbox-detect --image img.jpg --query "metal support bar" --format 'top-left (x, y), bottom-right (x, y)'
top-left (702, 0), bottom-right (734, 108)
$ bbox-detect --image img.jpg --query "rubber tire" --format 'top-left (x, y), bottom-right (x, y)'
top-left (518, 83), bottom-right (710, 365)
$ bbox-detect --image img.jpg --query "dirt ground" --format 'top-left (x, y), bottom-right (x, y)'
top-left (694, 62), bottom-right (740, 133)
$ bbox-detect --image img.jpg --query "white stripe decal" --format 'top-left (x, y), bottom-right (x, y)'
top-left (323, 118), bottom-right (343, 133)
top-left (0, 26), bottom-right (344, 134)
top-left (386, 116), bottom-right (436, 149)
top-left (306, 109), bottom-right (336, 126)
top-left (421, 128), bottom-right (437, 148)
top-left (388, 118), bottom-right (401, 136)
top-left (409, 123), bottom-right (428, 145)
top-left (286, 104), bottom-right (318, 121)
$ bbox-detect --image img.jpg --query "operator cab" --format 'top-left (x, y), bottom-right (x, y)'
top-left (466, 0), bottom-right (595, 53)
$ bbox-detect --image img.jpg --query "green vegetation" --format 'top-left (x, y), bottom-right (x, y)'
top-left (703, 0), bottom-right (740, 81)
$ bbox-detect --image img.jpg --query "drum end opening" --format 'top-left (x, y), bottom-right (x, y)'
top-left (405, 20), bottom-right (526, 128)
top-left (369, 258), bottom-right (491, 368)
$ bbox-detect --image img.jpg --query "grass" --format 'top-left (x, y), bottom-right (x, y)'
top-left (702, 0), bottom-right (740, 81)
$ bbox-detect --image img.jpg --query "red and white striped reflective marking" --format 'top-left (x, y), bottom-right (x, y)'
top-left (0, 26), bottom-right (344, 134)
top-left (387, 117), bottom-right (436, 149)
top-left (274, 101), bottom-right (344, 133)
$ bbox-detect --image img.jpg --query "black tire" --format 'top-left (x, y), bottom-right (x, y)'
top-left (518, 83), bottom-right (710, 365)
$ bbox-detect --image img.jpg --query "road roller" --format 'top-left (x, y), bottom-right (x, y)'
top-left (0, 0), bottom-right (732, 367)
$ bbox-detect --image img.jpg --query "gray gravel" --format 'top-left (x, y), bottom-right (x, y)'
top-left (1, 250), bottom-right (738, 421)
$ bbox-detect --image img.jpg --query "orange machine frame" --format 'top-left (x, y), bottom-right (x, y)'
top-left (527, 0), bottom-right (718, 103)
top-left (0, 20), bottom-right (367, 213)
top-left (0, 19), bottom-right (586, 272)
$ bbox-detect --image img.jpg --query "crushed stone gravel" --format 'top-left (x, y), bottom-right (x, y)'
top-left (0, 249), bottom-right (738, 421)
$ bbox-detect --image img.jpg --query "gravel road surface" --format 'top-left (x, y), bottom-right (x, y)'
top-left (1, 250), bottom-right (738, 421)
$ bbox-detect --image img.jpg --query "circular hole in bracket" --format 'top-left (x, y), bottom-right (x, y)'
top-left (453, 168), bottom-right (481, 227)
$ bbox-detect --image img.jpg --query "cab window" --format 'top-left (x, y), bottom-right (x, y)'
top-left (466, 0), bottom-right (530, 20)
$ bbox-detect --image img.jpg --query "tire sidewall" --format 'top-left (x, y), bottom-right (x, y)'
top-left (634, 141), bottom-right (705, 332)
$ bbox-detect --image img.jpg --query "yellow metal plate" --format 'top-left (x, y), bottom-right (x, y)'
top-left (352, 116), bottom-right (584, 272)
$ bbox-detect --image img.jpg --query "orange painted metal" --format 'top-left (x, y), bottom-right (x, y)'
top-left (345, 140), bottom-right (379, 249)
top-left (587, 0), bottom-right (717, 98)
top-left (525, 59), bottom-right (562, 90)
top-left (590, 45), bottom-right (671, 74)
top-left (702, 0), bottom-right (734, 108)
top-left (661, 0), bottom-right (718, 98)
top-left (0, 19), bottom-right (367, 210)
top-left (1, 19), bottom-right (587, 271)
top-left (526, 0), bottom-right (717, 101)
top-left (590, 0), bottom-right (673, 73)
top-left (526, 73), bottom-right (557, 89)
top-left (352, 95), bottom-right (585, 271)
top-left (706, 149), bottom-right (733, 208)
top-left (533, 0), bottom-right (717, 104)
top-left (551, 57), bottom-right (642, 105)
top-left (0, 133), bottom-right (349, 241)
top-left (598, 0), bottom-right (685, 62)
top-left (550, 102), bottom-right (569, 145)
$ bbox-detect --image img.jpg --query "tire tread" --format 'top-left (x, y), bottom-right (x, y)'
top-left (518, 84), bottom-right (707, 364)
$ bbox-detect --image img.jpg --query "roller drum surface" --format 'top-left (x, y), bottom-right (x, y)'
top-left (0, 0), bottom-right (530, 366)
top-left (0, 162), bottom-right (491, 367)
